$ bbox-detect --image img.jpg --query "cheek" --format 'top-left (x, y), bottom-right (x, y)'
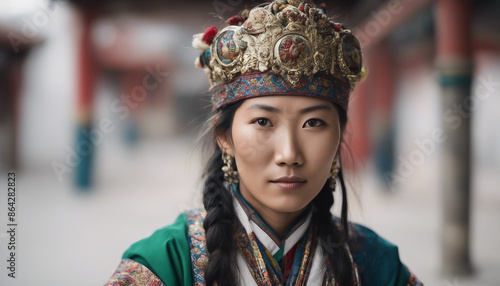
top-left (232, 125), bottom-right (273, 165)
top-left (233, 130), bottom-right (274, 189)
top-left (302, 132), bottom-right (340, 172)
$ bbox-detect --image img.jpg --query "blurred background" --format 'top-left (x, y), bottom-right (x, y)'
top-left (0, 0), bottom-right (499, 285)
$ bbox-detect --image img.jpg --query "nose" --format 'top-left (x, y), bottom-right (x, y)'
top-left (274, 129), bottom-right (304, 166)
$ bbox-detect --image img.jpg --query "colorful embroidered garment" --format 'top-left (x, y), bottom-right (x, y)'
top-left (105, 258), bottom-right (165, 286)
top-left (232, 207), bottom-right (318, 285)
top-left (186, 210), bottom-right (207, 286)
top-left (105, 186), bottom-right (424, 285)
top-left (228, 183), bottom-right (358, 286)
top-left (187, 209), bottom-right (322, 286)
top-left (182, 183), bottom-right (362, 285)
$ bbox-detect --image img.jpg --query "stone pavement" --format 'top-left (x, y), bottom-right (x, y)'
top-left (0, 134), bottom-right (498, 285)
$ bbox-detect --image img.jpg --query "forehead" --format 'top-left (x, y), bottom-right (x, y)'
top-left (238, 95), bottom-right (336, 113)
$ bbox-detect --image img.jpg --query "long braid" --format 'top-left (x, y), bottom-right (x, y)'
top-left (200, 101), bottom-right (244, 286)
top-left (202, 147), bottom-right (237, 286)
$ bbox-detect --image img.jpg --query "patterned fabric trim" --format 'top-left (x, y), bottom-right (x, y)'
top-left (289, 224), bottom-right (316, 285)
top-left (406, 267), bottom-right (424, 286)
top-left (211, 72), bottom-right (350, 111)
top-left (105, 259), bottom-right (165, 286)
top-left (345, 244), bottom-right (362, 285)
top-left (186, 208), bottom-right (363, 286)
top-left (187, 209), bottom-right (208, 286)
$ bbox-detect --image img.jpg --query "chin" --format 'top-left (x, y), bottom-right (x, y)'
top-left (265, 197), bottom-right (311, 214)
top-left (264, 185), bottom-right (318, 213)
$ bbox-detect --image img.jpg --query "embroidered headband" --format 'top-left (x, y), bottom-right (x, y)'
top-left (193, 0), bottom-right (366, 111)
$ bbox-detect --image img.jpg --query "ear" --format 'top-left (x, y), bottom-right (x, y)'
top-left (215, 131), bottom-right (234, 157)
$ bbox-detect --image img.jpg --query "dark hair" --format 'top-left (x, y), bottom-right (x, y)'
top-left (197, 99), bottom-right (354, 286)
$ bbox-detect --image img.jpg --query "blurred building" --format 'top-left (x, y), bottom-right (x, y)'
top-left (0, 0), bottom-right (499, 283)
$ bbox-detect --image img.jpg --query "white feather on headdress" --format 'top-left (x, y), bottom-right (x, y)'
top-left (192, 33), bottom-right (210, 52)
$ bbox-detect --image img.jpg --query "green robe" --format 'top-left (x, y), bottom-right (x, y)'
top-left (110, 212), bottom-right (421, 285)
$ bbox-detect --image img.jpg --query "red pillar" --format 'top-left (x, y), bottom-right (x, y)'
top-left (368, 41), bottom-right (397, 185)
top-left (436, 0), bottom-right (473, 276)
top-left (75, 11), bottom-right (97, 188)
top-left (343, 41), bottom-right (396, 177)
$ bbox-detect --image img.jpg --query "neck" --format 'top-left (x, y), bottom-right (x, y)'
top-left (254, 206), bottom-right (306, 239)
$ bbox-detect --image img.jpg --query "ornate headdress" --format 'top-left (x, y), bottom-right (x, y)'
top-left (193, 0), bottom-right (366, 111)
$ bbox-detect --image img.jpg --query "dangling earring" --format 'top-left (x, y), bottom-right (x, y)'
top-left (329, 158), bottom-right (339, 191)
top-left (222, 151), bottom-right (239, 184)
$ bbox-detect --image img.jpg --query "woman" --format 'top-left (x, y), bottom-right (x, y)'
top-left (105, 1), bottom-right (423, 285)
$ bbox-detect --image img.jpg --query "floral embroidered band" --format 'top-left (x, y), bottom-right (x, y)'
top-left (105, 259), bottom-right (165, 286)
top-left (211, 72), bottom-right (350, 111)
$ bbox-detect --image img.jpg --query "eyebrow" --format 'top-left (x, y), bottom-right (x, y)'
top-left (247, 103), bottom-right (333, 114)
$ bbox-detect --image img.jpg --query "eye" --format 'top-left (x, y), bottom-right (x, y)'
top-left (304, 119), bottom-right (325, 128)
top-left (252, 118), bottom-right (273, 127)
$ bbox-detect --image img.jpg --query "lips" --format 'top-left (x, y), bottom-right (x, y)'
top-left (270, 176), bottom-right (306, 183)
top-left (270, 176), bottom-right (307, 191)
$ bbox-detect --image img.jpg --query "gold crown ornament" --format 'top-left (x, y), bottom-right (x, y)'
top-left (193, 0), bottom-right (366, 111)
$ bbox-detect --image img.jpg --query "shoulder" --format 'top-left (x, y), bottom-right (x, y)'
top-left (346, 221), bottom-right (419, 286)
top-left (121, 210), bottom-right (204, 286)
top-left (123, 212), bottom-right (190, 260)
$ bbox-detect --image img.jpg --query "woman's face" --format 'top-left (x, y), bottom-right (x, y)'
top-left (217, 95), bottom-right (341, 218)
